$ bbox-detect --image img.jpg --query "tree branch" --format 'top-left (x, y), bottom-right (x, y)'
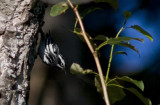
top-left (66, 0), bottom-right (110, 105)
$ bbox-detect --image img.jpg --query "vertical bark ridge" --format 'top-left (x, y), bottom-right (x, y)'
top-left (0, 0), bottom-right (45, 105)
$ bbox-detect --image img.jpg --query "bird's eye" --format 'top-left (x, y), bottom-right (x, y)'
top-left (61, 62), bottom-right (64, 66)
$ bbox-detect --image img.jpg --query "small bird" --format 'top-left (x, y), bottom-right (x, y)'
top-left (38, 30), bottom-right (65, 70)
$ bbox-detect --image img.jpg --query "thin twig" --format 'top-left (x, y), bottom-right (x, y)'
top-left (105, 27), bottom-right (124, 82)
top-left (105, 45), bottom-right (114, 82)
top-left (66, 0), bottom-right (110, 105)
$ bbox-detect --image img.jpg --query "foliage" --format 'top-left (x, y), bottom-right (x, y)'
top-left (50, 2), bottom-right (68, 17)
top-left (95, 36), bottom-right (144, 53)
top-left (50, 0), bottom-right (153, 105)
top-left (94, 0), bottom-right (118, 11)
top-left (70, 63), bottom-right (151, 105)
top-left (130, 25), bottom-right (153, 42)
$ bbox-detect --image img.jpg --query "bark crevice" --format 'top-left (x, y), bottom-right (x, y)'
top-left (0, 0), bottom-right (45, 105)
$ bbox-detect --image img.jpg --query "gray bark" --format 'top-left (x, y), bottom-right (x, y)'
top-left (0, 0), bottom-right (44, 105)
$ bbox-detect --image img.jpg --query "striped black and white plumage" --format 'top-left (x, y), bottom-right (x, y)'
top-left (38, 31), bottom-right (65, 69)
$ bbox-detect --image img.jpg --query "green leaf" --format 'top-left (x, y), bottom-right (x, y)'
top-left (130, 25), bottom-right (153, 42)
top-left (114, 51), bottom-right (128, 56)
top-left (81, 7), bottom-right (102, 18)
top-left (94, 0), bottom-right (118, 11)
top-left (107, 80), bottom-right (126, 105)
top-left (74, 7), bottom-right (102, 29)
top-left (96, 37), bottom-right (143, 52)
top-left (115, 76), bottom-right (144, 91)
top-left (107, 83), bottom-right (152, 105)
top-left (123, 11), bottom-right (131, 19)
top-left (107, 37), bottom-right (144, 43)
top-left (126, 88), bottom-right (152, 105)
top-left (117, 42), bottom-right (139, 54)
top-left (70, 63), bottom-right (97, 75)
top-left (95, 76), bottom-right (126, 105)
top-left (50, 2), bottom-right (68, 17)
top-left (94, 35), bottom-right (109, 41)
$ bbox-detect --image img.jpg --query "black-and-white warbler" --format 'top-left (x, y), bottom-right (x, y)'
top-left (38, 30), bottom-right (65, 70)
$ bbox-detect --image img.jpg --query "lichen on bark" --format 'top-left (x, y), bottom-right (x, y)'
top-left (0, 0), bottom-right (45, 105)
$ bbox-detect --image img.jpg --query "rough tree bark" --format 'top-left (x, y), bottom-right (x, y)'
top-left (0, 0), bottom-right (45, 105)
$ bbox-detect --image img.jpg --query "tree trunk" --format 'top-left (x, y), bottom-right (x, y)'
top-left (0, 0), bottom-right (44, 105)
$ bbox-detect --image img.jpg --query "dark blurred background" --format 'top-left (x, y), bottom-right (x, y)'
top-left (29, 0), bottom-right (160, 105)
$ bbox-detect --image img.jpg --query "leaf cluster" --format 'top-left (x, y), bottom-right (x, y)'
top-left (50, 1), bottom-right (153, 55)
top-left (70, 63), bottom-right (152, 105)
top-left (49, 0), bottom-right (153, 105)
